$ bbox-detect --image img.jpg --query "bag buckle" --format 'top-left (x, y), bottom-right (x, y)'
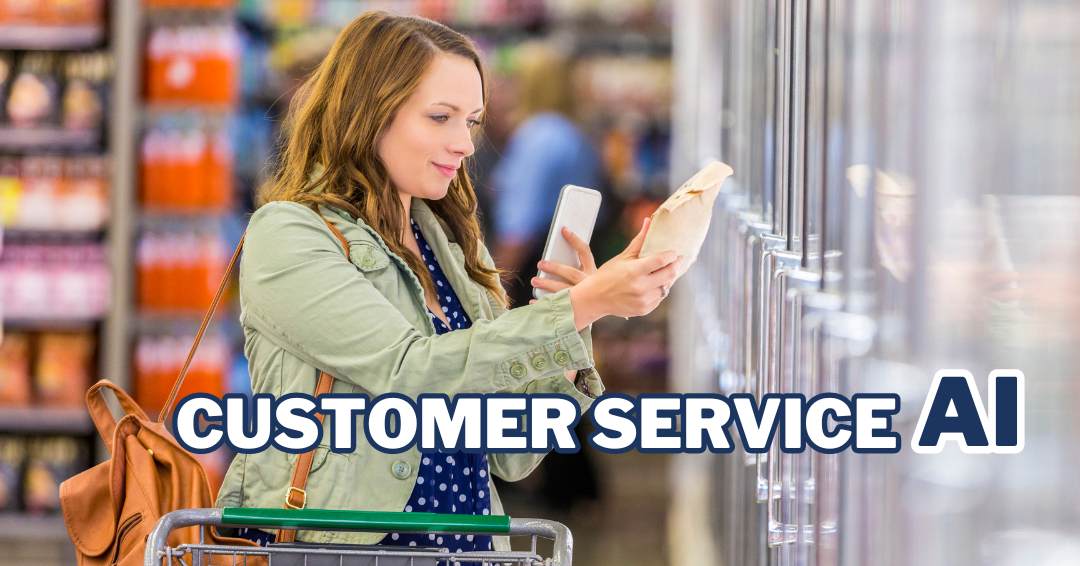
top-left (285, 486), bottom-right (307, 509)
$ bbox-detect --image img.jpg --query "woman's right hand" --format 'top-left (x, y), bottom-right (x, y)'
top-left (567, 217), bottom-right (683, 331)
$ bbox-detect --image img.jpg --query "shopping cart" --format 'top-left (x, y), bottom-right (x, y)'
top-left (143, 508), bottom-right (573, 566)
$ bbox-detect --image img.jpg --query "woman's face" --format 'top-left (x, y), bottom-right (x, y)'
top-left (377, 52), bottom-right (484, 203)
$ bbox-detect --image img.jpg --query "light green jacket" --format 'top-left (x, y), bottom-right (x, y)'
top-left (215, 198), bottom-right (605, 549)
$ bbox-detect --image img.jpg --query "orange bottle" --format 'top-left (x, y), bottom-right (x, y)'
top-left (179, 128), bottom-right (207, 209)
top-left (159, 128), bottom-right (182, 208)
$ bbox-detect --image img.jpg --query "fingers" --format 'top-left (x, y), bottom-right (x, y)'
top-left (635, 251), bottom-right (681, 276)
top-left (531, 276), bottom-right (572, 294)
top-left (538, 260), bottom-right (588, 285)
top-left (529, 299), bottom-right (537, 305)
top-left (643, 255), bottom-right (683, 289)
top-left (623, 216), bottom-right (651, 258)
top-left (562, 227), bottom-right (597, 274)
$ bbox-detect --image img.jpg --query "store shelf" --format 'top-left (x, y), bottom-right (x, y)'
top-left (2, 317), bottom-right (103, 330)
top-left (0, 514), bottom-right (71, 540)
top-left (0, 127), bottom-right (100, 151)
top-left (1, 227), bottom-right (106, 240)
top-left (0, 25), bottom-right (105, 50)
top-left (0, 407), bottom-right (93, 435)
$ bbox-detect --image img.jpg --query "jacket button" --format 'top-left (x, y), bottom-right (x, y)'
top-left (553, 350), bottom-right (571, 366)
top-left (531, 355), bottom-right (548, 371)
top-left (509, 363), bottom-right (527, 378)
top-left (361, 253), bottom-right (376, 267)
top-left (391, 460), bottom-right (412, 479)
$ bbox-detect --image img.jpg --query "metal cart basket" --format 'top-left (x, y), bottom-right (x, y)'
top-left (144, 508), bottom-right (573, 566)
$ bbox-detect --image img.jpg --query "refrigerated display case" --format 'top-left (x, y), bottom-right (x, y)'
top-left (669, 0), bottom-right (1080, 565)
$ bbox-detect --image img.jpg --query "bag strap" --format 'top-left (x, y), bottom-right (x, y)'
top-left (277, 221), bottom-right (350, 543)
top-left (157, 233), bottom-right (246, 425)
top-left (86, 380), bottom-right (150, 454)
top-left (156, 217), bottom-right (352, 424)
top-left (151, 213), bottom-right (352, 543)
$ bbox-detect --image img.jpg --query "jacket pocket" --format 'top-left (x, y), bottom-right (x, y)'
top-left (350, 242), bottom-right (390, 272)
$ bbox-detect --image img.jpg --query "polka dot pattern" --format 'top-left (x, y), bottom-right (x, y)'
top-left (378, 218), bottom-right (492, 562)
top-left (411, 218), bottom-right (472, 332)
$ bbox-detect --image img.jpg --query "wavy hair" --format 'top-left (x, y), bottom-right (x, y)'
top-left (258, 11), bottom-right (507, 309)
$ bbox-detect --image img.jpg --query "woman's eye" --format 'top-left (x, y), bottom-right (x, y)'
top-left (467, 118), bottom-right (484, 129)
top-left (430, 115), bottom-right (449, 124)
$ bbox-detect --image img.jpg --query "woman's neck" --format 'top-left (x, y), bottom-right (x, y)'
top-left (398, 192), bottom-right (412, 227)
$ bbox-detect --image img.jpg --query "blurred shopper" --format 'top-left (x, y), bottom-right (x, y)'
top-left (490, 41), bottom-right (606, 513)
top-left (492, 41), bottom-right (604, 309)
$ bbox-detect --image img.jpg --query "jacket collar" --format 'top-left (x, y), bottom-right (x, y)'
top-left (312, 169), bottom-right (483, 323)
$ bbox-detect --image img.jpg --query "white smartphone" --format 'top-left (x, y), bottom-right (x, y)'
top-left (534, 185), bottom-right (602, 300)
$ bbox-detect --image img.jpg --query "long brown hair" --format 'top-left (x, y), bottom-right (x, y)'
top-left (258, 11), bottom-right (507, 310)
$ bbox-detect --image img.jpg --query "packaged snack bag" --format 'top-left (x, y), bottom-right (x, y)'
top-left (639, 161), bottom-right (734, 277)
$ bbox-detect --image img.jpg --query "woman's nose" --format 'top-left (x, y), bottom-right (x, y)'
top-left (448, 123), bottom-right (475, 157)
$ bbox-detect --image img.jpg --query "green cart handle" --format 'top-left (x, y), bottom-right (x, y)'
top-left (221, 507), bottom-right (511, 533)
top-left (144, 508), bottom-right (573, 566)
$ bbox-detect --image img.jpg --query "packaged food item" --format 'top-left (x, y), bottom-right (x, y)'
top-left (639, 161), bottom-right (734, 277)
top-left (0, 332), bottom-right (32, 406)
top-left (0, 52), bottom-right (13, 123)
top-left (7, 53), bottom-right (60, 128)
top-left (23, 436), bottom-right (85, 514)
top-left (0, 0), bottom-right (41, 25)
top-left (34, 331), bottom-right (94, 406)
top-left (63, 51), bottom-right (111, 132)
top-left (17, 156), bottom-right (62, 228)
top-left (0, 157), bottom-right (21, 226)
top-left (0, 436), bottom-right (26, 512)
top-left (41, 0), bottom-right (104, 27)
top-left (58, 156), bottom-right (108, 229)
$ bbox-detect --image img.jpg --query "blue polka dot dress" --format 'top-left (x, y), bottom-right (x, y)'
top-left (377, 218), bottom-right (494, 559)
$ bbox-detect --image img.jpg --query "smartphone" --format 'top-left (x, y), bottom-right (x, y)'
top-left (534, 185), bottom-right (602, 300)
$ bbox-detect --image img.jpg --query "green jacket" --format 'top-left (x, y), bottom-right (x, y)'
top-left (215, 198), bottom-right (605, 550)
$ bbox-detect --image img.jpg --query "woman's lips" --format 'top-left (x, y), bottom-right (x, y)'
top-left (433, 163), bottom-right (457, 178)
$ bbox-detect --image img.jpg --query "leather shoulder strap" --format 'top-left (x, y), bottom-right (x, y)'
top-left (278, 218), bottom-right (348, 542)
top-left (158, 216), bottom-right (351, 423)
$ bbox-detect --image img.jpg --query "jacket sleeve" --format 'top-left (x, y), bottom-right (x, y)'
top-left (239, 201), bottom-right (596, 398)
top-left (487, 368), bottom-right (606, 482)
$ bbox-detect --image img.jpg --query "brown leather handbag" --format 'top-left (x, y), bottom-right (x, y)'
top-left (60, 218), bottom-right (351, 565)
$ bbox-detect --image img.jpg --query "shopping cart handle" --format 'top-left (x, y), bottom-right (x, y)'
top-left (145, 509), bottom-right (572, 566)
top-left (221, 507), bottom-right (511, 533)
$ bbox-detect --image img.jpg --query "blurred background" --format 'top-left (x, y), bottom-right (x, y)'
top-left (1, 0), bottom-right (1079, 565)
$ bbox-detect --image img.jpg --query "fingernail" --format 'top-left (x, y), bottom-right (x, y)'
top-left (538, 261), bottom-right (547, 269)
top-left (531, 277), bottom-right (539, 285)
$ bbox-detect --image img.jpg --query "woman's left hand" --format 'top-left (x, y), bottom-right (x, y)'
top-left (528, 227), bottom-right (597, 384)
top-left (529, 227), bottom-right (597, 304)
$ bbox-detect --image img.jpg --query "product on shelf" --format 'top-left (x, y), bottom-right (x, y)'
top-left (140, 119), bottom-right (234, 212)
top-left (0, 0), bottom-right (105, 27)
top-left (22, 436), bottom-right (85, 514)
top-left (62, 51), bottom-right (111, 132)
top-left (34, 331), bottom-right (95, 407)
top-left (0, 242), bottom-right (111, 319)
top-left (6, 52), bottom-right (61, 128)
top-left (134, 333), bottom-right (229, 415)
top-left (0, 155), bottom-right (110, 230)
top-left (0, 51), bottom-right (12, 114)
top-left (0, 436), bottom-right (25, 512)
top-left (0, 332), bottom-right (32, 406)
top-left (137, 228), bottom-right (228, 312)
top-left (144, 0), bottom-right (234, 10)
top-left (145, 25), bottom-right (240, 106)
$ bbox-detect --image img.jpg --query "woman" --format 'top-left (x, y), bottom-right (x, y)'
top-left (215, 11), bottom-right (682, 555)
